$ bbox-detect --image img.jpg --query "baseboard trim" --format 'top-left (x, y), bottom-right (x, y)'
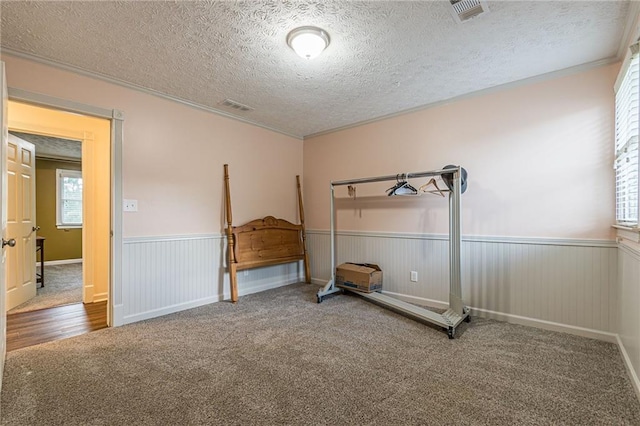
top-left (381, 291), bottom-right (450, 310)
top-left (311, 278), bottom-right (617, 343)
top-left (93, 292), bottom-right (108, 303)
top-left (470, 306), bottom-right (618, 343)
top-left (311, 278), bottom-right (328, 286)
top-left (83, 284), bottom-right (93, 304)
top-left (121, 277), bottom-right (301, 325)
top-left (122, 296), bottom-right (221, 325)
top-left (379, 292), bottom-right (616, 343)
top-left (112, 303), bottom-right (124, 327)
top-left (235, 277), bottom-right (302, 299)
top-left (44, 258), bottom-right (82, 266)
top-left (617, 335), bottom-right (640, 402)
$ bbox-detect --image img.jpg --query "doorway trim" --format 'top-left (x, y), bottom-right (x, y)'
top-left (8, 88), bottom-right (123, 327)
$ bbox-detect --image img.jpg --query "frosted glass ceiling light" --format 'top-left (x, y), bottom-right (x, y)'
top-left (287, 26), bottom-right (330, 59)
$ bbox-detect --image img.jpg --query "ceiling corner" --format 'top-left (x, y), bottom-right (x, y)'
top-left (617, 1), bottom-right (640, 60)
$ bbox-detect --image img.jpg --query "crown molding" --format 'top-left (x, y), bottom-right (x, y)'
top-left (0, 48), bottom-right (303, 140)
top-left (1, 47), bottom-right (619, 142)
top-left (617, 1), bottom-right (640, 60)
top-left (304, 57), bottom-right (619, 140)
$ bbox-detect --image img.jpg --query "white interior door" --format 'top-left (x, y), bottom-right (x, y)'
top-left (1, 61), bottom-right (9, 387)
top-left (5, 134), bottom-right (36, 311)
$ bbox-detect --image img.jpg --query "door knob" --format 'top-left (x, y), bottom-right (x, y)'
top-left (2, 238), bottom-right (16, 248)
top-left (32, 226), bottom-right (40, 232)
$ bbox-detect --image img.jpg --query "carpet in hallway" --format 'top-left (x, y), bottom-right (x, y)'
top-left (8, 263), bottom-right (82, 314)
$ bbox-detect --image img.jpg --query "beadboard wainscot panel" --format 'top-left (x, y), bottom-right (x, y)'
top-left (617, 240), bottom-right (640, 400)
top-left (120, 234), bottom-right (305, 324)
top-left (307, 230), bottom-right (618, 341)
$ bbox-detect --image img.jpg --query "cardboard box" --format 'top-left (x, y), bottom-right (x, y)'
top-left (336, 263), bottom-right (382, 293)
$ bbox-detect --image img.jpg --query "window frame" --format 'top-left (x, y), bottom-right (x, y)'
top-left (615, 43), bottom-right (640, 228)
top-left (56, 168), bottom-right (83, 229)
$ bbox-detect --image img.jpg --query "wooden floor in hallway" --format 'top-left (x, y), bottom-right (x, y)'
top-left (6, 301), bottom-right (108, 352)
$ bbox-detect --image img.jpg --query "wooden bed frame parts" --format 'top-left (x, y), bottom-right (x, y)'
top-left (224, 164), bottom-right (311, 303)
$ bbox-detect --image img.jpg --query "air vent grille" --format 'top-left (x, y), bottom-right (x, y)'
top-left (450, 0), bottom-right (489, 23)
top-left (220, 98), bottom-right (254, 112)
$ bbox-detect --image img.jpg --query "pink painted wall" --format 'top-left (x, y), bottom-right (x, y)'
top-left (1, 54), bottom-right (303, 237)
top-left (0, 54), bottom-right (619, 240)
top-left (304, 64), bottom-right (619, 240)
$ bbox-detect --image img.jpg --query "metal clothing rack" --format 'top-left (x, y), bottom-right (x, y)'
top-left (316, 166), bottom-right (470, 339)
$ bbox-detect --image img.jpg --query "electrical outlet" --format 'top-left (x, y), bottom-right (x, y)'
top-left (123, 199), bottom-right (138, 212)
top-left (243, 270), bottom-right (249, 277)
top-left (410, 271), bottom-right (418, 282)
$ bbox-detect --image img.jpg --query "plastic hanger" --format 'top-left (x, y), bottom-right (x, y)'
top-left (393, 182), bottom-right (418, 196)
top-left (386, 174), bottom-right (418, 196)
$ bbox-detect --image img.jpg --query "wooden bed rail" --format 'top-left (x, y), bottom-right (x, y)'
top-left (223, 164), bottom-right (238, 303)
top-left (297, 175), bottom-right (312, 284)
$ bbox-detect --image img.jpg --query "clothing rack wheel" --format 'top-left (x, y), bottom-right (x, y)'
top-left (447, 327), bottom-right (455, 339)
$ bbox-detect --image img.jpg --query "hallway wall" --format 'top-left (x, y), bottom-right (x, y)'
top-left (35, 158), bottom-right (82, 262)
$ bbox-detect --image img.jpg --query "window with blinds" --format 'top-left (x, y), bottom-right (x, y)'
top-left (615, 45), bottom-right (640, 226)
top-left (56, 169), bottom-right (82, 228)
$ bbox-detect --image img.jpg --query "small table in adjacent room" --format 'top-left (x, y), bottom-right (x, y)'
top-left (36, 236), bottom-right (45, 288)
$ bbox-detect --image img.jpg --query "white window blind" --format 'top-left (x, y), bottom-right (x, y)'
top-left (615, 45), bottom-right (640, 226)
top-left (56, 169), bottom-right (82, 228)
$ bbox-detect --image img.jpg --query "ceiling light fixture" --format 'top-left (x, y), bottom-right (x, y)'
top-left (287, 26), bottom-right (330, 59)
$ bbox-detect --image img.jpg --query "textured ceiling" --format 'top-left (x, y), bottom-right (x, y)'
top-left (0, 1), bottom-right (632, 138)
top-left (10, 131), bottom-right (81, 160)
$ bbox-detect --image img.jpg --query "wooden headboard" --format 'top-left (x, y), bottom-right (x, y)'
top-left (224, 164), bottom-right (310, 303)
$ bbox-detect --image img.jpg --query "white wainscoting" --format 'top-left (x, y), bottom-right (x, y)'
top-left (617, 242), bottom-right (640, 399)
top-left (118, 234), bottom-right (304, 325)
top-left (307, 230), bottom-right (618, 341)
top-left (115, 231), bottom-right (639, 399)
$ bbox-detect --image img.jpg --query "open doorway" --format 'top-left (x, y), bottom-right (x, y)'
top-left (5, 100), bottom-right (111, 350)
top-left (8, 131), bottom-right (83, 314)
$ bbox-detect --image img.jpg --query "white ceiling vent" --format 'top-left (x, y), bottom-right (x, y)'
top-left (449, 0), bottom-right (490, 23)
top-left (220, 98), bottom-right (254, 112)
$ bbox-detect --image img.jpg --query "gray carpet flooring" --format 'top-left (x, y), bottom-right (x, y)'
top-left (8, 263), bottom-right (82, 314)
top-left (1, 283), bottom-right (639, 425)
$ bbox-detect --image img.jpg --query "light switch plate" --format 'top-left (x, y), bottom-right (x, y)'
top-left (123, 199), bottom-right (138, 212)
